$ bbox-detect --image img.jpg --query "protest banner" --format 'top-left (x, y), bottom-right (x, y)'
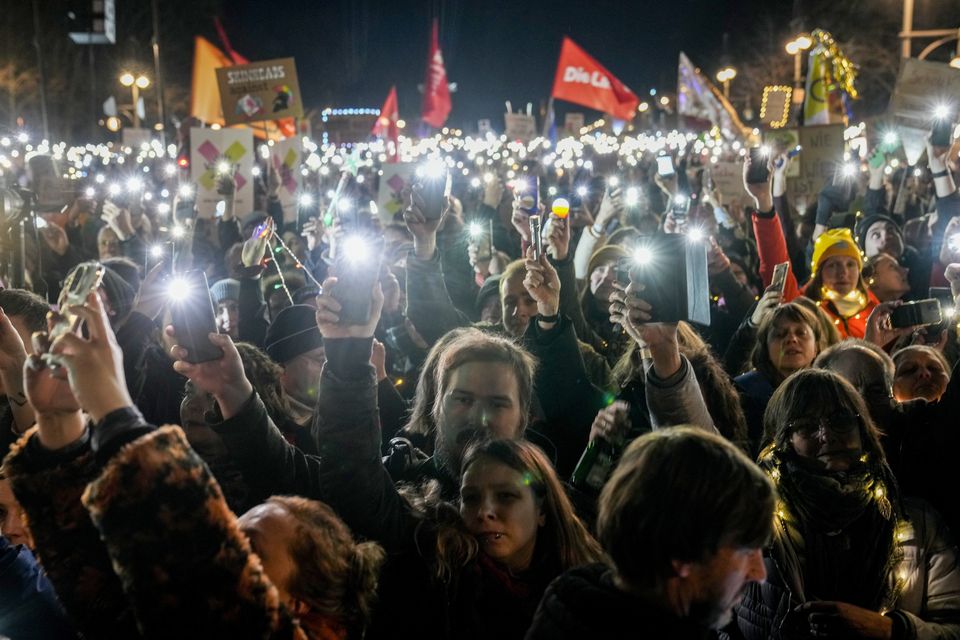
top-left (889, 58), bottom-right (960, 164)
top-left (789, 124), bottom-right (845, 200)
top-left (190, 127), bottom-right (255, 219)
top-left (504, 113), bottom-right (537, 142)
top-left (215, 57), bottom-right (303, 126)
top-left (377, 163), bottom-right (417, 225)
top-left (269, 137), bottom-right (301, 225)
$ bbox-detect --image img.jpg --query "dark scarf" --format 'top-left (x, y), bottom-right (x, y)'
top-left (760, 448), bottom-right (901, 610)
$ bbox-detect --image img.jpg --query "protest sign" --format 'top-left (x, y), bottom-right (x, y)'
top-left (377, 163), bottom-right (416, 225)
top-left (789, 124), bottom-right (845, 199)
top-left (889, 58), bottom-right (960, 164)
top-left (564, 112), bottom-right (585, 136)
top-left (504, 113), bottom-right (537, 142)
top-left (216, 57), bottom-right (303, 126)
top-left (708, 160), bottom-right (749, 209)
top-left (269, 137), bottom-right (301, 225)
top-left (190, 127), bottom-right (255, 219)
top-left (763, 128), bottom-right (801, 178)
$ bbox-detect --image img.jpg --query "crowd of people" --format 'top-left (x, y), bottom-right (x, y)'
top-left (0, 116), bottom-right (958, 640)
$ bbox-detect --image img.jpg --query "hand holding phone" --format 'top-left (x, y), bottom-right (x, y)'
top-left (770, 262), bottom-right (790, 298)
top-left (529, 215), bottom-right (543, 260)
top-left (746, 147), bottom-right (771, 184)
top-left (168, 270), bottom-right (224, 363)
top-left (48, 262), bottom-right (106, 344)
top-left (656, 155), bottom-right (676, 177)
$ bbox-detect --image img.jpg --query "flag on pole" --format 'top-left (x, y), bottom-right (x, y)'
top-left (676, 52), bottom-right (750, 140)
top-left (421, 20), bottom-right (452, 128)
top-left (373, 86), bottom-right (400, 162)
top-left (550, 37), bottom-right (639, 121)
top-left (803, 48), bottom-right (846, 125)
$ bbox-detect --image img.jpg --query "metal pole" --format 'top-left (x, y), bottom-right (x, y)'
top-left (901, 0), bottom-right (914, 58)
top-left (30, 0), bottom-right (50, 140)
top-left (152, 0), bottom-right (166, 145)
top-left (132, 84), bottom-right (140, 129)
top-left (793, 53), bottom-right (802, 91)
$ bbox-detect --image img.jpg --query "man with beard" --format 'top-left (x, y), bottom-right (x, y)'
top-left (527, 427), bottom-right (773, 639)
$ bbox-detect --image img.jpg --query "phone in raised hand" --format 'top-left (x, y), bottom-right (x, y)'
top-left (168, 270), bottom-right (224, 363)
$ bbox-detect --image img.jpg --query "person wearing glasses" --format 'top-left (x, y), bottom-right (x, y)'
top-left (728, 368), bottom-right (960, 640)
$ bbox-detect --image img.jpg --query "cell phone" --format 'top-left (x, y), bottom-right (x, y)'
top-left (932, 116), bottom-right (955, 148)
top-left (474, 220), bottom-right (494, 262)
top-left (333, 235), bottom-right (385, 325)
top-left (890, 298), bottom-right (942, 329)
top-left (770, 262), bottom-right (790, 298)
top-left (517, 176), bottom-right (540, 215)
top-left (928, 287), bottom-right (956, 335)
top-left (168, 270), bottom-right (223, 363)
top-left (419, 172), bottom-right (451, 221)
top-left (616, 256), bottom-right (633, 286)
top-left (746, 147), bottom-right (771, 184)
top-left (671, 195), bottom-right (689, 225)
top-left (787, 145), bottom-right (802, 159)
top-left (529, 215), bottom-right (543, 260)
top-left (48, 262), bottom-right (106, 343)
top-left (656, 155), bottom-right (675, 177)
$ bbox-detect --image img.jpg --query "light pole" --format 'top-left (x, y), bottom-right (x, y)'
top-left (785, 34), bottom-right (813, 101)
top-left (716, 67), bottom-right (737, 100)
top-left (119, 72), bottom-right (150, 129)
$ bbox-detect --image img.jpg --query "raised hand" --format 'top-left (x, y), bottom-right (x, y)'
top-left (315, 276), bottom-right (384, 339)
top-left (167, 326), bottom-right (251, 419)
top-left (522, 247), bottom-right (560, 321)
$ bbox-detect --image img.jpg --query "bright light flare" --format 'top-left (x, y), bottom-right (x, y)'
top-left (420, 157), bottom-right (447, 180)
top-left (842, 163), bottom-right (858, 178)
top-left (468, 222), bottom-right (484, 238)
top-left (934, 105), bottom-right (951, 120)
top-left (673, 194), bottom-right (687, 205)
top-left (687, 227), bottom-right (705, 242)
top-left (216, 161), bottom-right (231, 174)
top-left (84, 186), bottom-right (96, 198)
top-left (164, 163), bottom-right (177, 177)
top-left (633, 246), bottom-right (654, 266)
top-left (576, 185), bottom-right (588, 197)
top-left (607, 176), bottom-right (620, 188)
top-left (883, 131), bottom-right (898, 145)
top-left (625, 186), bottom-right (640, 206)
top-left (178, 184), bottom-right (194, 199)
top-left (166, 276), bottom-right (190, 300)
top-left (126, 177), bottom-right (143, 193)
top-left (150, 244), bottom-right (164, 258)
top-left (107, 183), bottom-right (121, 197)
top-left (341, 235), bottom-right (370, 263)
top-left (298, 193), bottom-right (314, 207)
top-left (171, 225), bottom-right (185, 239)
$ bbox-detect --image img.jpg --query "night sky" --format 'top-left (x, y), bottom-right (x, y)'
top-left (223, 0), bottom-right (795, 129)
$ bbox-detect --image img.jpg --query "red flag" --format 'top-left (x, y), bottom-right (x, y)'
top-left (373, 86), bottom-right (400, 162)
top-left (550, 37), bottom-right (639, 121)
top-left (421, 20), bottom-right (452, 128)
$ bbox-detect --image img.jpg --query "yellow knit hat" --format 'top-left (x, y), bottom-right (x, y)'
top-left (810, 228), bottom-right (863, 274)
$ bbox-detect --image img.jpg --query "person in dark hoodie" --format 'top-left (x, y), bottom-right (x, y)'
top-left (526, 427), bottom-right (773, 640)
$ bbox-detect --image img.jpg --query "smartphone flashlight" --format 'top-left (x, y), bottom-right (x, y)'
top-left (166, 276), bottom-right (190, 300)
top-left (36, 216), bottom-right (48, 229)
top-left (607, 176), bottom-right (620, 188)
top-left (883, 132), bottom-right (898, 145)
top-left (576, 185), bottom-right (588, 197)
top-left (625, 186), bottom-right (640, 207)
top-left (107, 183), bottom-right (121, 197)
top-left (298, 193), bottom-right (314, 207)
top-left (252, 166), bottom-right (262, 177)
top-left (673, 194), bottom-right (687, 206)
top-left (632, 246), bottom-right (654, 266)
top-left (842, 163), bottom-right (858, 178)
top-left (216, 161), bottom-right (231, 175)
top-left (164, 163), bottom-right (177, 177)
top-left (178, 184), bottom-right (194, 199)
top-left (934, 105), bottom-right (951, 120)
top-left (126, 177), bottom-right (143, 193)
top-left (84, 186), bottom-right (96, 198)
top-left (470, 177), bottom-right (481, 188)
top-left (150, 244), bottom-right (164, 259)
top-left (341, 235), bottom-right (370, 264)
top-left (171, 224), bottom-right (186, 239)
top-left (687, 227), bottom-right (705, 242)
top-left (468, 222), bottom-right (484, 238)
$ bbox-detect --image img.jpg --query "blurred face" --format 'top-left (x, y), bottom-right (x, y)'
top-left (589, 261), bottom-right (617, 309)
top-left (180, 380), bottom-right (215, 429)
top-left (437, 361), bottom-right (523, 472)
top-left (766, 319), bottom-right (817, 376)
top-left (864, 221), bottom-right (904, 259)
top-left (0, 479), bottom-right (29, 549)
top-left (479, 295), bottom-right (502, 325)
top-left (216, 299), bottom-right (240, 338)
top-left (267, 289), bottom-right (292, 321)
top-left (819, 256), bottom-right (860, 296)
top-left (894, 350), bottom-right (949, 403)
top-left (238, 503), bottom-right (297, 608)
top-left (281, 346), bottom-right (326, 408)
top-left (460, 457), bottom-right (544, 572)
top-left (501, 273), bottom-right (538, 337)
top-left (868, 256), bottom-right (909, 302)
top-left (98, 227), bottom-right (121, 260)
top-left (788, 409), bottom-right (863, 472)
top-left (679, 545), bottom-right (767, 629)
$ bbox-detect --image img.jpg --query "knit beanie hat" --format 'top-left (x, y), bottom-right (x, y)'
top-left (476, 274), bottom-right (502, 315)
top-left (587, 245), bottom-right (629, 277)
top-left (209, 278), bottom-right (241, 305)
top-left (97, 265), bottom-right (136, 321)
top-left (811, 228), bottom-right (863, 275)
top-left (855, 214), bottom-right (902, 251)
top-left (264, 304), bottom-right (323, 365)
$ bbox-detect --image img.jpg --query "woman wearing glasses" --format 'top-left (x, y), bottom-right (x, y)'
top-left (728, 369), bottom-right (960, 640)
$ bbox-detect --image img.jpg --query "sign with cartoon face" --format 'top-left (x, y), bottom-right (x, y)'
top-left (216, 57), bottom-right (304, 126)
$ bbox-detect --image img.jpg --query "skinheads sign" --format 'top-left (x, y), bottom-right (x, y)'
top-left (215, 57), bottom-right (304, 126)
top-left (550, 37), bottom-right (639, 121)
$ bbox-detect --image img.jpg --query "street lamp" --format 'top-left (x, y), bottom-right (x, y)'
top-left (785, 34), bottom-right (813, 102)
top-left (716, 67), bottom-right (737, 99)
top-left (119, 71), bottom-right (150, 129)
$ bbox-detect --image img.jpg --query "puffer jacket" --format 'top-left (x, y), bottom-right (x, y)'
top-left (728, 498), bottom-right (960, 640)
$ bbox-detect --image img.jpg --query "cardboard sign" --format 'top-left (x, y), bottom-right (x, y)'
top-left (377, 163), bottom-right (416, 225)
top-left (216, 57), bottom-right (304, 126)
top-left (269, 137), bottom-right (302, 225)
top-left (190, 127), bottom-right (255, 219)
top-left (889, 58), bottom-right (960, 164)
top-left (707, 161), bottom-right (748, 209)
top-left (788, 124), bottom-right (845, 199)
top-left (504, 113), bottom-right (536, 142)
top-left (564, 112), bottom-right (585, 136)
top-left (763, 128), bottom-right (801, 178)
